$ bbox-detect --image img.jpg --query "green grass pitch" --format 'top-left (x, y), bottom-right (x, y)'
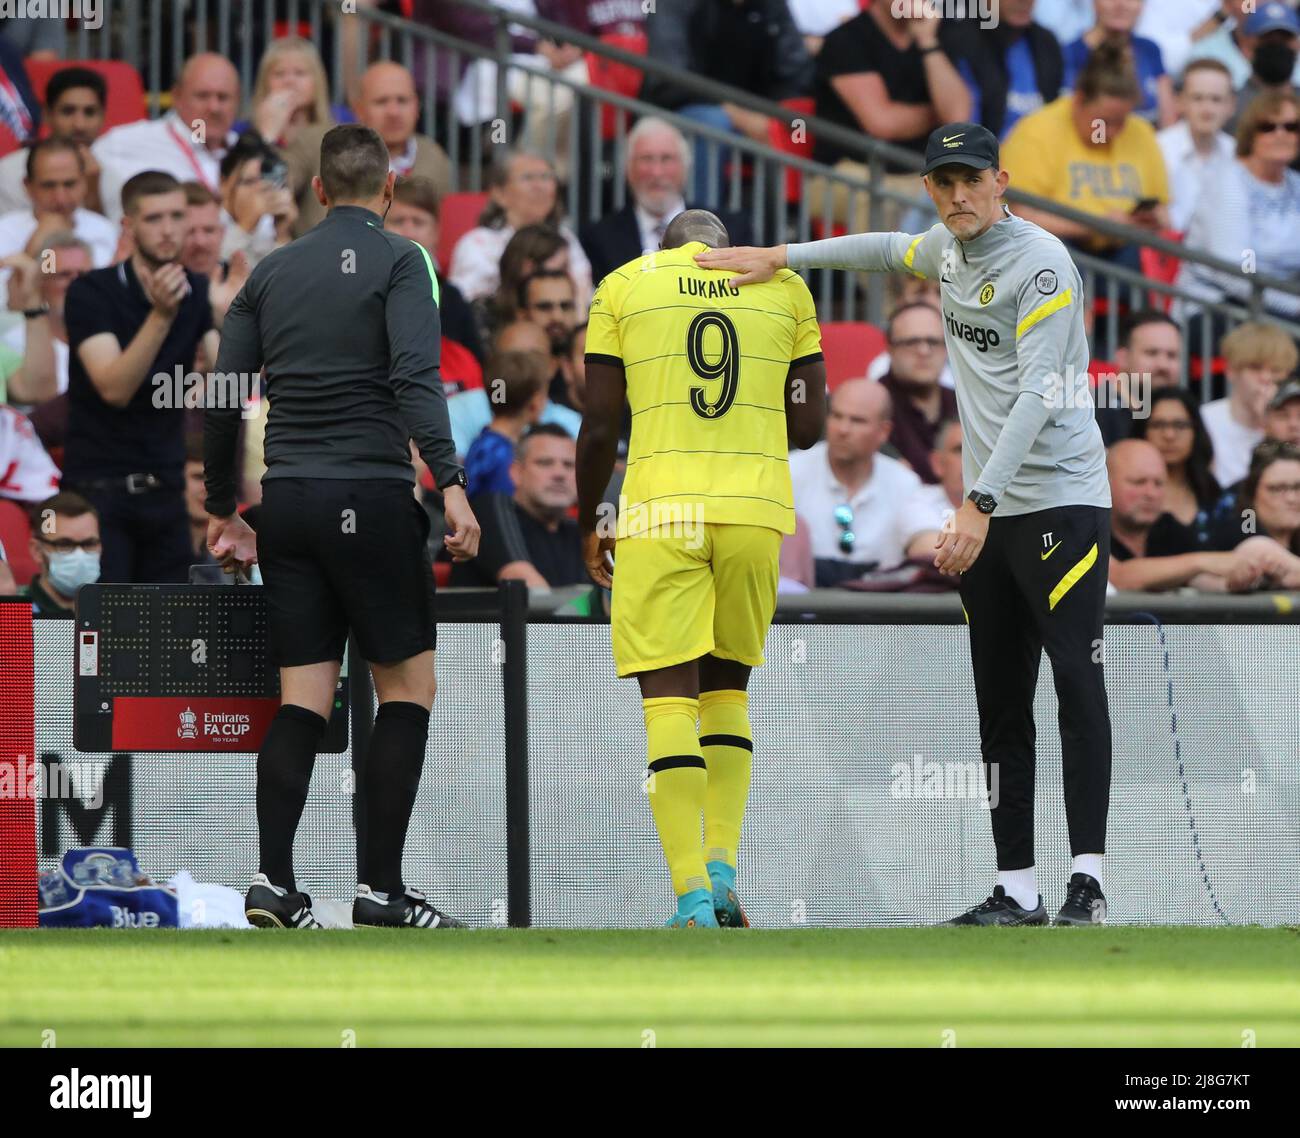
top-left (2, 928), bottom-right (1297, 1047)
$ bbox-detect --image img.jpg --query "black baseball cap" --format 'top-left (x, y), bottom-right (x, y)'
top-left (1269, 379), bottom-right (1300, 411)
top-left (922, 122), bottom-right (1000, 177)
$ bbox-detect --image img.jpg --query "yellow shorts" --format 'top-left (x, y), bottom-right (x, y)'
top-left (609, 524), bottom-right (782, 677)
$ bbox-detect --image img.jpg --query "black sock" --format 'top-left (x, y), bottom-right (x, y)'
top-left (256, 704), bottom-right (326, 893)
top-left (362, 700), bottom-right (429, 896)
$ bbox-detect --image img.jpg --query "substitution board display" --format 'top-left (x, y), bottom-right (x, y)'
top-left (73, 584), bottom-right (348, 753)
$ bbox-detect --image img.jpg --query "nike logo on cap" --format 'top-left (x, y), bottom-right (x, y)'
top-left (942, 133), bottom-right (965, 145)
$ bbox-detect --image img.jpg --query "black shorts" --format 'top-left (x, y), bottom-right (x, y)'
top-left (257, 477), bottom-right (436, 667)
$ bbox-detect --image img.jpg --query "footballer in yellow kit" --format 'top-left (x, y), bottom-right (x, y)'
top-left (576, 210), bottom-right (826, 928)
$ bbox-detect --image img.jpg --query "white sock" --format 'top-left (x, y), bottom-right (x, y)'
top-left (997, 867), bottom-right (1039, 910)
top-left (1072, 854), bottom-right (1104, 892)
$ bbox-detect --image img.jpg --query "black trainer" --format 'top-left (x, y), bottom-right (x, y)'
top-left (352, 884), bottom-right (468, 929)
top-left (942, 886), bottom-right (1049, 926)
top-left (245, 873), bottom-right (323, 929)
top-left (1054, 873), bottom-right (1107, 926)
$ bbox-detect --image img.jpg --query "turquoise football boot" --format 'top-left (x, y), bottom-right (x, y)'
top-left (664, 888), bottom-right (719, 928)
top-left (707, 861), bottom-right (750, 928)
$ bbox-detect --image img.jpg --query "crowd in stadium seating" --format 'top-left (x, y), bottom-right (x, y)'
top-left (2, 0), bottom-right (1300, 608)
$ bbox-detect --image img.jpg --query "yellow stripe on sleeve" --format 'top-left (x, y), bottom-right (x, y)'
top-left (1048, 542), bottom-right (1098, 611)
top-left (1016, 287), bottom-right (1073, 339)
top-left (903, 234), bottom-right (927, 279)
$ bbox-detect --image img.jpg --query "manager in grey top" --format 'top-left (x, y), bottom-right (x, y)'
top-left (699, 122), bottom-right (1114, 929)
top-left (204, 123), bottom-right (479, 933)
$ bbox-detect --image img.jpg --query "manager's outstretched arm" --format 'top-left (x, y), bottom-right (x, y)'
top-left (696, 226), bottom-right (946, 285)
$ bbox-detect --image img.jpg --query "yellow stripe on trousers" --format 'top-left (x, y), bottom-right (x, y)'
top-left (1048, 542), bottom-right (1098, 611)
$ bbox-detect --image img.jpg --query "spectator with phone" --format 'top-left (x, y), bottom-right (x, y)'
top-left (218, 132), bottom-right (297, 269)
top-left (1002, 39), bottom-right (1169, 270)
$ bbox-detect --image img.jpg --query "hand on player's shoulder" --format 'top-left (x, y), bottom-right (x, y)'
top-left (693, 245), bottom-right (785, 288)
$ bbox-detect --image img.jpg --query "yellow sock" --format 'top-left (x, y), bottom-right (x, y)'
top-left (643, 696), bottom-right (709, 897)
top-left (699, 689), bottom-right (753, 869)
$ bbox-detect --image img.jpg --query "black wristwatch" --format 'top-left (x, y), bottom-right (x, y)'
top-left (967, 490), bottom-right (997, 515)
top-left (438, 469), bottom-right (468, 491)
top-left (919, 44), bottom-right (943, 56)
top-left (23, 304), bottom-right (49, 319)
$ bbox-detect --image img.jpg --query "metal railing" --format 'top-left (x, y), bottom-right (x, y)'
top-left (78, 0), bottom-right (1300, 387)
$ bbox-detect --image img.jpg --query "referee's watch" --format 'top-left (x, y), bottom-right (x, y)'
top-left (967, 490), bottom-right (997, 515)
top-left (438, 470), bottom-right (468, 492)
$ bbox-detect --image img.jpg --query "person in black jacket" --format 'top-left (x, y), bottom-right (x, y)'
top-left (578, 117), bottom-right (753, 285)
top-left (639, 0), bottom-right (813, 206)
top-left (944, 0), bottom-right (1065, 140)
top-left (205, 124), bottom-right (481, 933)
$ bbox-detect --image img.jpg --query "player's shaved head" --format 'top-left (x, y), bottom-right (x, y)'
top-left (662, 209), bottom-right (729, 251)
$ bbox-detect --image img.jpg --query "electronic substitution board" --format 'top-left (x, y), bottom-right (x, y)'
top-left (72, 584), bottom-right (348, 753)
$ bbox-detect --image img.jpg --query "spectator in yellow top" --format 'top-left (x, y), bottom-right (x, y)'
top-left (1002, 38), bottom-right (1169, 269)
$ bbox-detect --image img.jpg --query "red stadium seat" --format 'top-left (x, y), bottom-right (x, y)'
top-left (1087, 359), bottom-right (1119, 384)
top-left (820, 321), bottom-right (888, 390)
top-left (436, 191), bottom-right (488, 275)
top-left (1139, 230), bottom-right (1185, 313)
top-left (0, 498), bottom-right (37, 587)
top-left (440, 336), bottom-right (484, 395)
top-left (586, 32), bottom-right (647, 142)
top-left (767, 97), bottom-right (815, 205)
top-left (24, 60), bottom-right (147, 134)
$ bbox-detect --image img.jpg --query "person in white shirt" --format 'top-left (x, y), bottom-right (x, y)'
top-left (1157, 58), bottom-right (1237, 232)
top-left (93, 52), bottom-right (241, 226)
top-left (0, 66), bottom-right (108, 216)
top-left (1200, 321), bottom-right (1298, 487)
top-left (0, 403), bottom-right (59, 503)
top-left (1135, 0), bottom-right (1222, 77)
top-left (0, 232), bottom-right (90, 405)
top-left (448, 149), bottom-right (592, 307)
top-left (0, 139), bottom-right (117, 268)
top-left (1177, 89), bottom-right (1300, 320)
top-left (786, 0), bottom-right (859, 54)
top-left (787, 378), bottom-right (929, 582)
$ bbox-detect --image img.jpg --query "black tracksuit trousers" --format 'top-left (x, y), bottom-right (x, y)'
top-left (958, 504), bottom-right (1112, 870)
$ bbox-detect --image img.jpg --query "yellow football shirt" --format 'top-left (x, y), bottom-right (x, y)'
top-left (1002, 96), bottom-right (1169, 229)
top-left (585, 241), bottom-right (822, 538)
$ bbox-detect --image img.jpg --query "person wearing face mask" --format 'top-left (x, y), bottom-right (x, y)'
top-left (1187, 1), bottom-right (1300, 94)
top-left (1228, 3), bottom-right (1300, 137)
top-left (19, 491), bottom-right (101, 617)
